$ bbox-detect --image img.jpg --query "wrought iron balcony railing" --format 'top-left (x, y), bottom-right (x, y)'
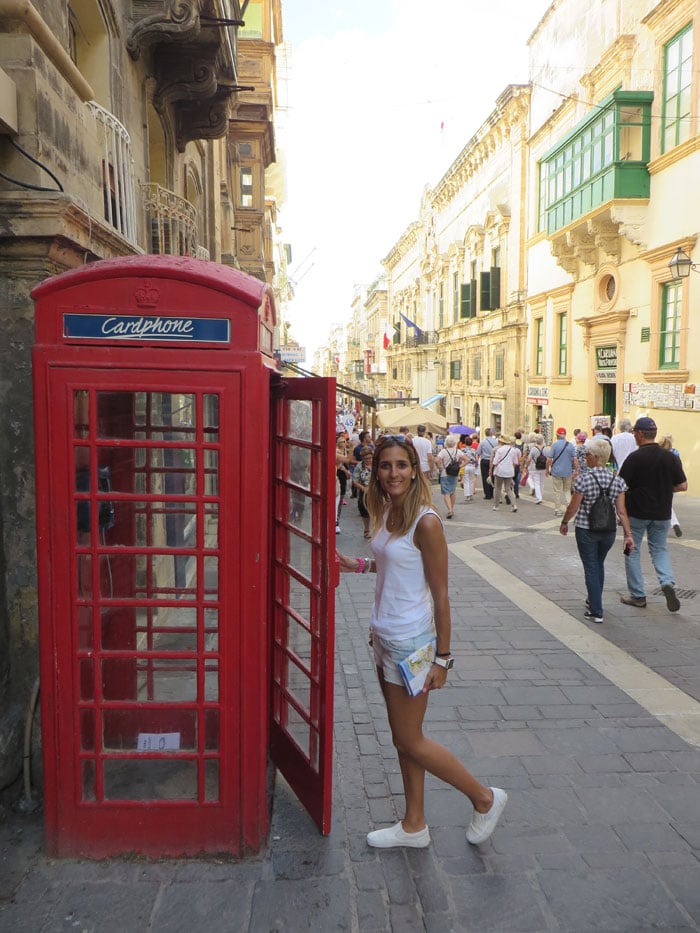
top-left (405, 331), bottom-right (438, 348)
top-left (142, 183), bottom-right (204, 257)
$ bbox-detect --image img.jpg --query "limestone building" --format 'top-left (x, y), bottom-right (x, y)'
top-left (0, 0), bottom-right (284, 790)
top-left (382, 85), bottom-right (532, 434)
top-left (526, 0), bottom-right (700, 481)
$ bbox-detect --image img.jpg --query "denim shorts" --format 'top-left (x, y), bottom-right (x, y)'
top-left (372, 627), bottom-right (436, 686)
top-left (439, 475), bottom-right (458, 494)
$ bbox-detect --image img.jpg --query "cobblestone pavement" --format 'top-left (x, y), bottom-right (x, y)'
top-left (2, 483), bottom-right (699, 931)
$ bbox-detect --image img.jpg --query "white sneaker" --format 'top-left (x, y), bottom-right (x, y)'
top-left (466, 788), bottom-right (508, 844)
top-left (367, 821), bottom-right (430, 848)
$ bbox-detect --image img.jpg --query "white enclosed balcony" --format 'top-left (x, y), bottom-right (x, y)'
top-left (86, 101), bottom-right (138, 244)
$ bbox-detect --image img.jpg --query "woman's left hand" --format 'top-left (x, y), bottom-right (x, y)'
top-left (422, 663), bottom-right (448, 692)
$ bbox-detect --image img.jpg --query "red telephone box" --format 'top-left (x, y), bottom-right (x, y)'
top-left (31, 255), bottom-right (336, 858)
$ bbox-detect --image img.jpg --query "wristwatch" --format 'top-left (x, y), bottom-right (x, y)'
top-left (433, 655), bottom-right (454, 670)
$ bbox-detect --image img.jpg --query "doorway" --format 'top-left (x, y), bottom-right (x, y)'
top-left (602, 383), bottom-right (616, 421)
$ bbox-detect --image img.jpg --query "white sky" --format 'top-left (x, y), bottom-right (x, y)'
top-left (279, 0), bottom-right (553, 359)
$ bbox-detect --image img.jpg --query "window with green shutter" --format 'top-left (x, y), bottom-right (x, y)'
top-left (659, 282), bottom-right (681, 369)
top-left (450, 358), bottom-right (462, 380)
top-left (663, 24), bottom-right (693, 154)
top-left (558, 312), bottom-right (568, 375)
top-left (535, 318), bottom-right (544, 375)
top-left (460, 281), bottom-right (477, 318)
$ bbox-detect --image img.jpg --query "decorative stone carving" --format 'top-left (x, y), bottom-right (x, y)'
top-left (175, 87), bottom-right (233, 151)
top-left (127, 0), bottom-right (201, 60)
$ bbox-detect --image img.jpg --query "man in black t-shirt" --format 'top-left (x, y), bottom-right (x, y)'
top-left (618, 417), bottom-right (687, 612)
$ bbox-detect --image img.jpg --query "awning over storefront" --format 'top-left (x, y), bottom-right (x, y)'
top-left (419, 393), bottom-right (446, 407)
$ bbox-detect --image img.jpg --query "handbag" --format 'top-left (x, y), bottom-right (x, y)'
top-left (519, 469), bottom-right (529, 486)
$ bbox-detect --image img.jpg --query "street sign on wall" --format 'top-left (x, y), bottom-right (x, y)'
top-left (279, 345), bottom-right (306, 362)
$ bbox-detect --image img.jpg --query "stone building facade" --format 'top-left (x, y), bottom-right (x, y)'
top-left (0, 0), bottom-right (284, 791)
top-left (382, 85), bottom-right (531, 434)
top-left (526, 0), bottom-right (700, 466)
top-left (335, 0), bottom-right (698, 477)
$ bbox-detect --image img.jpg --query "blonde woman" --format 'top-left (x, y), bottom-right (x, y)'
top-left (659, 435), bottom-right (683, 536)
top-left (337, 436), bottom-right (507, 849)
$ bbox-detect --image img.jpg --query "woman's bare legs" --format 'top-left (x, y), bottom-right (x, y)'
top-left (380, 675), bottom-right (493, 831)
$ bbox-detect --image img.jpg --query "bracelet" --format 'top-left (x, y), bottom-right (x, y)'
top-left (356, 557), bottom-right (365, 574)
top-left (436, 650), bottom-right (451, 657)
top-left (363, 558), bottom-right (373, 574)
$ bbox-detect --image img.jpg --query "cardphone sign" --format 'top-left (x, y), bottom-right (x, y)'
top-left (63, 312), bottom-right (230, 344)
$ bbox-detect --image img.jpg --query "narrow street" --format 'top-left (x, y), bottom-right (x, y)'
top-left (2, 486), bottom-right (699, 932)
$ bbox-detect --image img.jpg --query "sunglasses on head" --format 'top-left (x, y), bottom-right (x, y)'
top-left (377, 434), bottom-right (407, 443)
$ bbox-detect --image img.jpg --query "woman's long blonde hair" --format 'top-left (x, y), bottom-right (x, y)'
top-left (365, 437), bottom-right (432, 538)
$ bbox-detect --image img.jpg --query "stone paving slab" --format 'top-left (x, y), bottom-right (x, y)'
top-left (0, 487), bottom-right (698, 930)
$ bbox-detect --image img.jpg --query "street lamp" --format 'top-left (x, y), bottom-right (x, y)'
top-left (668, 247), bottom-right (698, 280)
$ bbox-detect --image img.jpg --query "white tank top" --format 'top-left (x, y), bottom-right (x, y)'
top-left (369, 507), bottom-right (440, 640)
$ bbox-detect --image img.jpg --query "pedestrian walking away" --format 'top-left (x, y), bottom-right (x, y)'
top-left (559, 438), bottom-right (634, 623)
top-left (336, 435), bottom-right (507, 849)
top-left (546, 427), bottom-right (578, 516)
top-left (659, 434), bottom-right (683, 537)
top-left (610, 417), bottom-right (637, 472)
top-left (461, 443), bottom-right (478, 500)
top-left (436, 434), bottom-right (466, 519)
top-left (412, 424), bottom-right (435, 483)
top-left (477, 428), bottom-right (498, 500)
top-left (522, 433), bottom-right (547, 503)
top-left (489, 435), bottom-right (520, 511)
top-left (618, 417), bottom-right (688, 611)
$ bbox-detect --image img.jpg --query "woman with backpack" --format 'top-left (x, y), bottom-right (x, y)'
top-left (521, 433), bottom-right (547, 504)
top-left (436, 434), bottom-right (466, 519)
top-left (558, 437), bottom-right (635, 624)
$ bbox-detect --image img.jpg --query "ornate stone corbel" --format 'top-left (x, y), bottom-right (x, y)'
top-left (127, 0), bottom-right (201, 61)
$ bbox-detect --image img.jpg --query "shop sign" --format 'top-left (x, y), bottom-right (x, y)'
top-left (526, 384), bottom-right (548, 404)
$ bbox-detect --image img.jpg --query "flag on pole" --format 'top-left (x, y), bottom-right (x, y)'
top-left (399, 311), bottom-right (423, 336)
top-left (383, 324), bottom-right (391, 350)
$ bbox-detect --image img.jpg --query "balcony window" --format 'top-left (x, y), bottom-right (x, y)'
top-left (541, 90), bottom-right (652, 236)
top-left (472, 355), bottom-right (481, 382)
top-left (453, 271), bottom-right (459, 323)
top-left (87, 102), bottom-right (137, 244)
top-left (662, 24), bottom-right (693, 153)
top-left (439, 283), bottom-right (445, 328)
